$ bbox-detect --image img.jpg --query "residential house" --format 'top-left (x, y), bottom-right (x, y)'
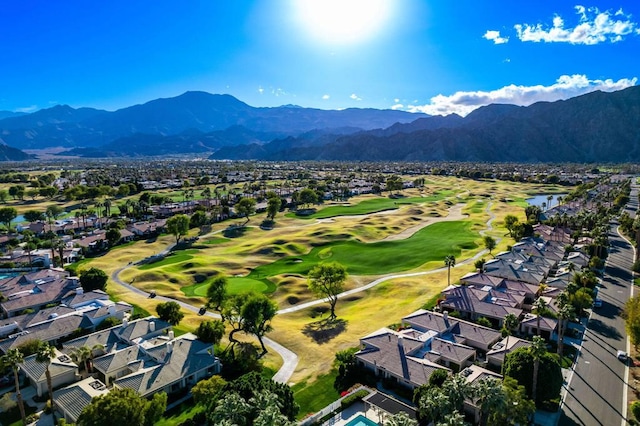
top-left (53, 377), bottom-right (109, 423)
top-left (20, 348), bottom-right (79, 397)
top-left (520, 313), bottom-right (558, 340)
top-left (486, 337), bottom-right (532, 368)
top-left (438, 285), bottom-right (524, 328)
top-left (0, 270), bottom-right (78, 318)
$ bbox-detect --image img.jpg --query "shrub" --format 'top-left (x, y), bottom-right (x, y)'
top-left (631, 400), bottom-right (640, 420)
top-left (340, 389), bottom-right (370, 409)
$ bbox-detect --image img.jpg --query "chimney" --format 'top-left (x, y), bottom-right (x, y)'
top-left (122, 318), bottom-right (129, 328)
top-left (443, 311), bottom-right (448, 321)
top-left (108, 304), bottom-right (116, 316)
top-left (168, 330), bottom-right (175, 339)
top-left (149, 321), bottom-right (155, 332)
top-left (167, 341), bottom-right (173, 354)
top-left (75, 287), bottom-right (84, 295)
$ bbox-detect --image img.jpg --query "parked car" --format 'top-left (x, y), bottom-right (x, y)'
top-left (617, 350), bottom-right (628, 362)
top-left (148, 291), bottom-right (156, 299)
top-left (593, 299), bottom-right (603, 308)
top-left (198, 306), bottom-right (207, 316)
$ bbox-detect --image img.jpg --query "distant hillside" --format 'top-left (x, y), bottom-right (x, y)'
top-left (0, 143), bottom-right (33, 161)
top-left (0, 91), bottom-right (424, 151)
top-left (211, 86), bottom-right (640, 163)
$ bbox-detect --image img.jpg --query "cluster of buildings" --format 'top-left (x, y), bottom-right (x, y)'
top-left (354, 223), bottom-right (595, 418)
top-left (0, 271), bottom-right (220, 424)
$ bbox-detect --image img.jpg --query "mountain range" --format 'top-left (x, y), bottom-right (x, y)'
top-left (0, 86), bottom-right (639, 162)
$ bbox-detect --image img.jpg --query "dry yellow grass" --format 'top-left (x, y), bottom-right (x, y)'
top-left (66, 177), bottom-right (568, 384)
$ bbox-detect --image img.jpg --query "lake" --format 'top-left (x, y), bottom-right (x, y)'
top-left (526, 194), bottom-right (567, 208)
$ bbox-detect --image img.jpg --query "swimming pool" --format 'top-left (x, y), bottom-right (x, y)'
top-left (345, 415), bottom-right (379, 426)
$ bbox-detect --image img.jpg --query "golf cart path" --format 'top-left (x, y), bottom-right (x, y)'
top-left (111, 201), bottom-right (495, 384)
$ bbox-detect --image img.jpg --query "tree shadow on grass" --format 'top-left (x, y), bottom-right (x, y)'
top-left (223, 226), bottom-right (248, 238)
top-left (302, 318), bottom-right (348, 344)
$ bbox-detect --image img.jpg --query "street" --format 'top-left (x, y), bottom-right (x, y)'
top-left (559, 180), bottom-right (638, 426)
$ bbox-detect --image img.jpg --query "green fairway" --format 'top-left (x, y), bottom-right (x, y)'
top-left (286, 193), bottom-right (450, 220)
top-left (193, 277), bottom-right (268, 296)
top-left (137, 250), bottom-right (199, 270)
top-left (248, 220), bottom-right (477, 277)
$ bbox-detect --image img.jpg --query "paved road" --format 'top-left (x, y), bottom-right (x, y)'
top-left (560, 180), bottom-right (638, 426)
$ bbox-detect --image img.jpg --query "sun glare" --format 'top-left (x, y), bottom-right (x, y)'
top-left (293, 0), bottom-right (394, 46)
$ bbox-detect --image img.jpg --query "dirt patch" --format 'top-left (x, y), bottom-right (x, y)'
top-left (287, 296), bottom-right (300, 305)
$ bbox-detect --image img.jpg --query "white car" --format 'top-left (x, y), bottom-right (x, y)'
top-left (617, 350), bottom-right (628, 361)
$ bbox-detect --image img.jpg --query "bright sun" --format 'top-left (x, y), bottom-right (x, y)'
top-left (293, 0), bottom-right (394, 46)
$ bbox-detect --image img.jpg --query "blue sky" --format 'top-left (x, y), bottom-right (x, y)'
top-left (1, 0), bottom-right (638, 116)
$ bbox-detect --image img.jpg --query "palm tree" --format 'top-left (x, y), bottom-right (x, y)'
top-left (36, 342), bottom-right (57, 414)
top-left (557, 302), bottom-right (574, 358)
top-left (475, 378), bottom-right (506, 426)
top-left (444, 255), bottom-right (456, 286)
top-left (531, 335), bottom-right (546, 405)
top-left (502, 313), bottom-right (519, 358)
top-left (385, 412), bottom-right (418, 426)
top-left (70, 344), bottom-right (103, 374)
top-left (532, 297), bottom-right (548, 336)
top-left (547, 194), bottom-right (553, 209)
top-left (2, 348), bottom-right (27, 425)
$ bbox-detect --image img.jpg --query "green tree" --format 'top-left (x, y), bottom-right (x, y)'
top-left (0, 189), bottom-right (8, 203)
top-left (207, 275), bottom-right (228, 311)
top-left (308, 262), bottom-right (347, 320)
top-left (298, 188), bottom-right (318, 208)
top-left (266, 196), bottom-right (281, 221)
top-left (166, 214), bottom-right (190, 245)
top-left (503, 214), bottom-right (519, 238)
top-left (1, 349), bottom-right (26, 426)
top-left (532, 297), bottom-right (548, 336)
top-left (106, 228), bottom-right (121, 246)
top-left (386, 412), bottom-right (418, 426)
top-left (483, 235), bottom-right (496, 256)
top-left (625, 295), bottom-right (640, 351)
top-left (155, 301), bottom-right (184, 325)
top-left (235, 197), bottom-right (257, 224)
top-left (0, 206), bottom-right (17, 231)
top-left (79, 267), bottom-right (108, 292)
top-left (444, 255), bottom-right (456, 286)
top-left (475, 378), bottom-right (506, 426)
top-left (195, 320), bottom-right (225, 345)
top-left (489, 377), bottom-right (535, 425)
top-left (241, 293), bottom-right (278, 356)
top-left (503, 346), bottom-right (563, 405)
top-left (35, 342), bottom-right (57, 414)
top-left (23, 210), bottom-right (45, 223)
top-left (190, 210), bottom-right (207, 228)
top-left (192, 375), bottom-right (227, 405)
top-left (501, 313), bottom-right (519, 355)
top-left (530, 335), bottom-right (546, 405)
top-left (78, 388), bottom-right (166, 426)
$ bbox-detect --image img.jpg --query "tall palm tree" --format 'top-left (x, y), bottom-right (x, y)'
top-left (444, 255), bottom-right (456, 286)
top-left (531, 335), bottom-right (547, 405)
top-left (2, 348), bottom-right (27, 425)
top-left (532, 297), bottom-right (548, 336)
top-left (502, 313), bottom-right (519, 359)
top-left (547, 195), bottom-right (553, 209)
top-left (36, 342), bottom-right (57, 414)
top-left (476, 378), bottom-right (506, 426)
top-left (70, 344), bottom-right (102, 373)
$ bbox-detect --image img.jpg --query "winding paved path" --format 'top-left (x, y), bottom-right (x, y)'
top-left (110, 200), bottom-right (497, 384)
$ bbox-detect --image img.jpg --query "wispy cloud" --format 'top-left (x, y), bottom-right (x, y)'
top-left (391, 103), bottom-right (404, 110)
top-left (258, 86), bottom-right (264, 94)
top-left (16, 105), bottom-right (38, 113)
top-left (483, 30), bottom-right (509, 44)
top-left (515, 5), bottom-right (640, 44)
top-left (322, 94), bottom-right (330, 100)
top-left (350, 93), bottom-right (362, 101)
top-left (403, 74), bottom-right (637, 116)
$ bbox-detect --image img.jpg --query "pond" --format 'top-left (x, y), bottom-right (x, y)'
top-left (526, 194), bottom-right (567, 209)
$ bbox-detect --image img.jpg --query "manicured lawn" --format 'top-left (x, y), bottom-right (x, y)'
top-left (155, 402), bottom-right (204, 426)
top-left (138, 250), bottom-right (199, 270)
top-left (247, 220), bottom-right (477, 277)
top-left (293, 370), bottom-right (341, 419)
top-left (286, 193), bottom-right (449, 220)
top-left (184, 276), bottom-right (270, 297)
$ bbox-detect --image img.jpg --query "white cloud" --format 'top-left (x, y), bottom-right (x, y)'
top-left (322, 94), bottom-right (330, 100)
top-left (483, 30), bottom-right (509, 44)
top-left (403, 74), bottom-right (637, 116)
top-left (350, 93), bottom-right (362, 101)
top-left (391, 103), bottom-right (404, 110)
top-left (394, 98), bottom-right (400, 103)
top-left (16, 105), bottom-right (38, 113)
top-left (515, 5), bottom-right (640, 44)
top-left (258, 86), bottom-right (264, 94)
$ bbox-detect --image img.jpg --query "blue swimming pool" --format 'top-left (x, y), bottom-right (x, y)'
top-left (345, 415), bottom-right (379, 426)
